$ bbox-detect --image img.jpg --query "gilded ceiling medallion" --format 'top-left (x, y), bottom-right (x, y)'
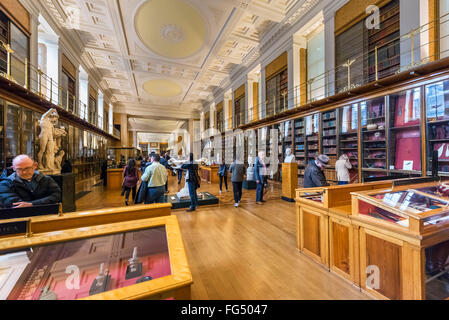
top-left (160, 24), bottom-right (185, 43)
top-left (135, 0), bottom-right (207, 59)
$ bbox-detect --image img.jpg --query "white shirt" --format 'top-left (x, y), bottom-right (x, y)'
top-left (335, 159), bottom-right (352, 182)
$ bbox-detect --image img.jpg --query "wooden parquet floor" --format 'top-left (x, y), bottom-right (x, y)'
top-left (76, 175), bottom-right (369, 300)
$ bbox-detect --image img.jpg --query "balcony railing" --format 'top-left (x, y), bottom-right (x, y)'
top-left (236, 12), bottom-right (449, 128)
top-left (0, 41), bottom-right (107, 132)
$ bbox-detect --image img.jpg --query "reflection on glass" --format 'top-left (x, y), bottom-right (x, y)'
top-left (388, 88), bottom-right (421, 172)
top-left (426, 80), bottom-right (449, 173)
top-left (21, 109), bottom-right (33, 158)
top-left (1, 227), bottom-right (171, 300)
top-left (5, 104), bottom-right (20, 166)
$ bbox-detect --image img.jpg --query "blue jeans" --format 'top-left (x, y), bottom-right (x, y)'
top-left (188, 182), bottom-right (198, 210)
top-left (146, 186), bottom-right (165, 204)
top-left (338, 181), bottom-right (348, 185)
top-left (177, 169), bottom-right (183, 183)
top-left (256, 180), bottom-right (264, 202)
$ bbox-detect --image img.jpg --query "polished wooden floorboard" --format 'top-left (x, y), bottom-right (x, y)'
top-left (76, 175), bottom-right (369, 300)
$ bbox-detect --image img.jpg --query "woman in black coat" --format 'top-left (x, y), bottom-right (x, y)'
top-left (181, 153), bottom-right (200, 212)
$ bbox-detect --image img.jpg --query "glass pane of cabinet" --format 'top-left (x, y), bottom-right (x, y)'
top-left (388, 88), bottom-right (422, 174)
top-left (361, 97), bottom-right (387, 180)
top-left (21, 109), bottom-right (34, 158)
top-left (305, 113), bottom-right (320, 164)
top-left (426, 79), bottom-right (449, 175)
top-left (0, 99), bottom-right (4, 169)
top-left (339, 104), bottom-right (359, 183)
top-left (5, 104), bottom-right (20, 166)
top-left (321, 109), bottom-right (337, 157)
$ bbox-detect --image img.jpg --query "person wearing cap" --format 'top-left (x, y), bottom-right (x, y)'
top-left (303, 154), bottom-right (330, 188)
top-left (335, 154), bottom-right (352, 185)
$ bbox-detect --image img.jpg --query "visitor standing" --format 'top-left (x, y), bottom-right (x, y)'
top-left (304, 154), bottom-right (330, 188)
top-left (254, 151), bottom-right (267, 205)
top-left (218, 160), bottom-right (228, 194)
top-left (229, 160), bottom-right (246, 207)
top-left (181, 153), bottom-right (200, 212)
top-left (141, 154), bottom-right (168, 204)
top-left (335, 154), bottom-right (352, 185)
top-left (121, 159), bottom-right (138, 206)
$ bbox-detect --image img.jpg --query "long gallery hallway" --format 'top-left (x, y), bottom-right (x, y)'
top-left (76, 175), bottom-right (368, 300)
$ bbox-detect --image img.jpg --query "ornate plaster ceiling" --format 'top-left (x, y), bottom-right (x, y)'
top-left (143, 79), bottom-right (183, 97)
top-left (43, 0), bottom-right (312, 128)
top-left (135, 0), bottom-right (207, 59)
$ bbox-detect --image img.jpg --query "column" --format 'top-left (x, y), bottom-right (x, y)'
top-left (260, 66), bottom-right (266, 119)
top-left (108, 103), bottom-right (113, 135)
top-left (287, 36), bottom-right (306, 109)
top-left (400, 0), bottom-right (422, 69)
top-left (200, 112), bottom-right (205, 139)
top-left (210, 103), bottom-right (216, 130)
top-left (246, 76), bottom-right (255, 123)
top-left (29, 14), bottom-right (39, 91)
top-left (324, 10), bottom-right (335, 97)
top-left (224, 93), bottom-right (232, 131)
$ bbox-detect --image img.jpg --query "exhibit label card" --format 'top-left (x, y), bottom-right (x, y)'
top-left (403, 160), bottom-right (413, 171)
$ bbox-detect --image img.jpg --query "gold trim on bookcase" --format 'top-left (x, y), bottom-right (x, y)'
top-left (300, 48), bottom-right (307, 106)
top-left (335, 0), bottom-right (393, 36)
top-left (0, 0), bottom-right (31, 35)
top-left (62, 54), bottom-right (77, 80)
top-left (265, 52), bottom-right (288, 80)
top-left (228, 100), bottom-right (232, 129)
top-left (234, 84), bottom-right (245, 100)
top-left (428, 0), bottom-right (440, 62)
top-left (253, 82), bottom-right (259, 121)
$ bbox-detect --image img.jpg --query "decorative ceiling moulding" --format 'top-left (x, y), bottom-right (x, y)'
top-left (211, 0), bottom-right (327, 106)
top-left (129, 0), bottom-right (217, 63)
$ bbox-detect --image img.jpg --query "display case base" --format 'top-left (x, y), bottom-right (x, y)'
top-left (166, 192), bottom-right (219, 209)
top-left (281, 196), bottom-right (295, 202)
top-left (49, 173), bottom-right (76, 213)
top-left (243, 180), bottom-right (257, 190)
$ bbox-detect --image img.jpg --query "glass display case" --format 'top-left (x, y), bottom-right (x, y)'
top-left (305, 113), bottom-right (320, 164)
top-left (297, 188), bottom-right (325, 206)
top-left (426, 79), bottom-right (449, 175)
top-left (294, 117), bottom-right (305, 185)
top-left (354, 182), bottom-right (449, 232)
top-left (5, 103), bottom-right (20, 167)
top-left (321, 109), bottom-right (337, 158)
top-left (0, 98), bottom-right (3, 170)
top-left (352, 181), bottom-right (449, 300)
top-left (361, 96), bottom-right (388, 180)
top-left (339, 103), bottom-right (359, 183)
top-left (388, 88), bottom-right (422, 175)
top-left (0, 216), bottom-right (192, 300)
top-left (321, 109), bottom-right (338, 184)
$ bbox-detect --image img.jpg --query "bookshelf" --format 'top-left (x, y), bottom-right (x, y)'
top-left (294, 117), bottom-right (305, 186)
top-left (339, 104), bottom-right (360, 183)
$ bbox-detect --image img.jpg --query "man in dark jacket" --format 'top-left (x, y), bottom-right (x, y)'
top-left (303, 154), bottom-right (330, 188)
top-left (229, 160), bottom-right (246, 207)
top-left (0, 155), bottom-right (61, 208)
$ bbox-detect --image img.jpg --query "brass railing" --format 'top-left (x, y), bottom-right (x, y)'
top-left (238, 12), bottom-right (449, 128)
top-left (0, 41), bottom-right (104, 132)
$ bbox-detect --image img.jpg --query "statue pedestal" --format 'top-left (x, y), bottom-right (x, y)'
top-left (49, 173), bottom-right (76, 213)
top-left (281, 163), bottom-right (298, 202)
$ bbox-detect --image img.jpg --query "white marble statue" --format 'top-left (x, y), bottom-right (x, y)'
top-left (37, 108), bottom-right (67, 173)
top-left (284, 148), bottom-right (295, 163)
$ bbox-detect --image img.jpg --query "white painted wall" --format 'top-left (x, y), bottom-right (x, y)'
top-left (441, 0), bottom-right (449, 58)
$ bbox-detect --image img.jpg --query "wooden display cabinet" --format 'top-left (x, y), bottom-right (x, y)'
top-left (0, 215), bottom-right (192, 300)
top-left (296, 182), bottom-right (392, 282)
top-left (107, 168), bottom-right (124, 190)
top-left (199, 165), bottom-right (219, 184)
top-left (351, 181), bottom-right (449, 300)
top-left (281, 162), bottom-right (298, 202)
